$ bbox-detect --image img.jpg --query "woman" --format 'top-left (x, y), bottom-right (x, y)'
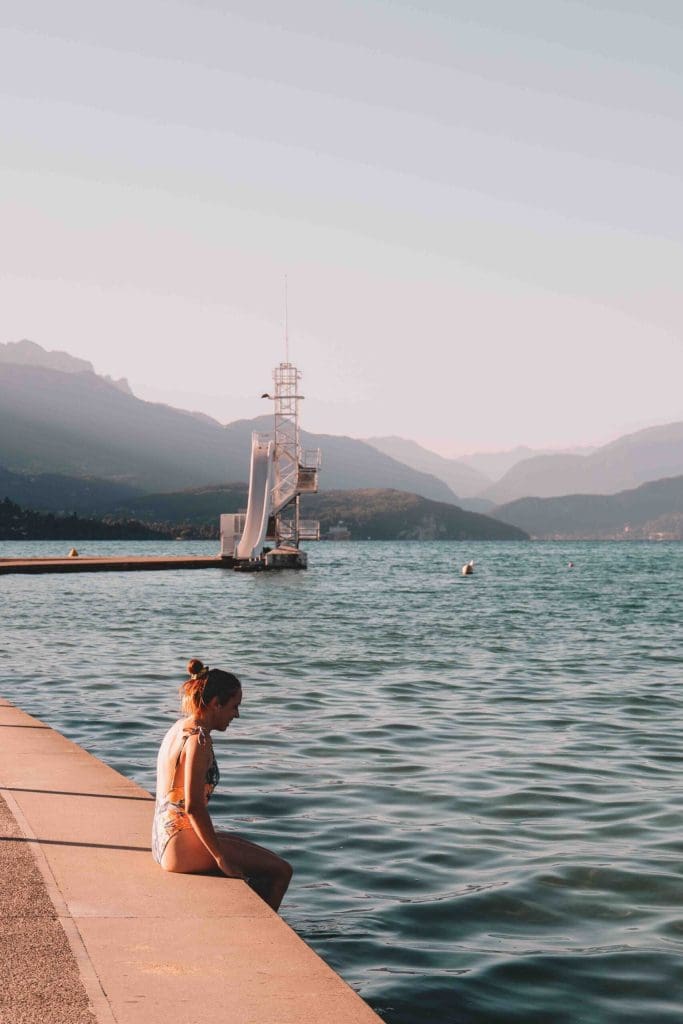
top-left (152, 659), bottom-right (292, 911)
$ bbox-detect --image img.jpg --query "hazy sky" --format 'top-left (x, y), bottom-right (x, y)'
top-left (2, 0), bottom-right (682, 455)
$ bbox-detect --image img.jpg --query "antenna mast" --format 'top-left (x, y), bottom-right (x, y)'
top-left (284, 275), bottom-right (289, 365)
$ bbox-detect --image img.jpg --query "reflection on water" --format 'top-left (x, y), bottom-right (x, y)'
top-left (2, 539), bottom-right (683, 1023)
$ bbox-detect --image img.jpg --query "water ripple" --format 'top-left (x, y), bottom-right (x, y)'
top-left (2, 538), bottom-right (683, 1023)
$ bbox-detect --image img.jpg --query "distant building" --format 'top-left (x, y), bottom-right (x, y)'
top-left (326, 522), bottom-right (352, 541)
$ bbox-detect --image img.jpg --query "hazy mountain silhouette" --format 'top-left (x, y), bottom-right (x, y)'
top-left (0, 338), bottom-right (95, 374)
top-left (223, 417), bottom-right (459, 501)
top-left (0, 338), bottom-right (133, 394)
top-left (366, 436), bottom-right (490, 497)
top-left (460, 444), bottom-right (596, 482)
top-left (482, 422), bottom-right (683, 503)
top-left (493, 474), bottom-right (683, 539)
top-left (0, 352), bottom-right (458, 502)
top-left (7, 340), bottom-right (681, 512)
top-left (0, 362), bottom-right (236, 491)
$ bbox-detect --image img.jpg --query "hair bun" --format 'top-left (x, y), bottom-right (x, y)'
top-left (187, 658), bottom-right (204, 677)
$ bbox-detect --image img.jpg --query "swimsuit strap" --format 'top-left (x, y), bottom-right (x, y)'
top-left (173, 725), bottom-right (210, 773)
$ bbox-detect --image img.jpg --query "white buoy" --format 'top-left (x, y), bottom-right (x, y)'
top-left (461, 559), bottom-right (474, 576)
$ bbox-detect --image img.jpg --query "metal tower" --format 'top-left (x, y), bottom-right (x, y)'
top-left (270, 361), bottom-right (320, 547)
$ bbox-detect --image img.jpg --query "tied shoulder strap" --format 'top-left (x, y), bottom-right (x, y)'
top-left (174, 725), bottom-right (209, 769)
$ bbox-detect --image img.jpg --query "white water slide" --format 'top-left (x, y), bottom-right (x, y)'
top-left (235, 435), bottom-right (275, 560)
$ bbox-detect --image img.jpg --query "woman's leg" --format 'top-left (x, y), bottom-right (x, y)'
top-left (161, 826), bottom-right (216, 874)
top-left (161, 827), bottom-right (292, 911)
top-left (216, 831), bottom-right (293, 911)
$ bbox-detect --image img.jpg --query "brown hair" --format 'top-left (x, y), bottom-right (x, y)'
top-left (180, 659), bottom-right (242, 715)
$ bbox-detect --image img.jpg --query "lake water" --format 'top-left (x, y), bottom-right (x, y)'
top-left (2, 539), bottom-right (683, 1023)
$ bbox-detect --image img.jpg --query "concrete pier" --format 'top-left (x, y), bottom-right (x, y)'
top-left (0, 555), bottom-right (233, 575)
top-left (0, 698), bottom-right (382, 1024)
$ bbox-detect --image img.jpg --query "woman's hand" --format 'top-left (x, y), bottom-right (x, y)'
top-left (216, 854), bottom-right (247, 880)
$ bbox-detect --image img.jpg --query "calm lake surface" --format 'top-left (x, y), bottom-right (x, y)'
top-left (2, 539), bottom-right (683, 1023)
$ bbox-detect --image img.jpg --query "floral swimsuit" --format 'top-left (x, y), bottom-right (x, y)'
top-left (152, 722), bottom-right (220, 865)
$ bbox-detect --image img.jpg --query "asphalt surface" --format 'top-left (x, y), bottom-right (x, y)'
top-left (0, 793), bottom-right (96, 1024)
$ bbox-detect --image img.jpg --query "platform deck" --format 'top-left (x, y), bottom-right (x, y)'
top-left (0, 555), bottom-right (233, 575)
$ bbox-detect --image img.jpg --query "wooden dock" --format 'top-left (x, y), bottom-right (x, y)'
top-left (0, 555), bottom-right (233, 575)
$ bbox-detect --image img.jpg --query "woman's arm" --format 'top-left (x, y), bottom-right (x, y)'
top-left (184, 735), bottom-right (245, 878)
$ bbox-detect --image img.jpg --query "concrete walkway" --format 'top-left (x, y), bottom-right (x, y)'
top-left (0, 791), bottom-right (97, 1023)
top-left (0, 698), bottom-right (382, 1023)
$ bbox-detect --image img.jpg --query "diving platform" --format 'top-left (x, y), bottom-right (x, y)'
top-left (223, 361), bottom-right (322, 570)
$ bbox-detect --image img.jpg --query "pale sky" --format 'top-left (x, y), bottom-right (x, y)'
top-left (2, 0), bottom-right (682, 456)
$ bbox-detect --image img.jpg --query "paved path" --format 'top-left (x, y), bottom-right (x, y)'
top-left (0, 698), bottom-right (382, 1024)
top-left (0, 792), bottom-right (96, 1024)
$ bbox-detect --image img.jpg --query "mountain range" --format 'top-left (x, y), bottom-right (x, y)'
top-left (479, 423), bottom-right (683, 504)
top-left (0, 485), bottom-right (528, 542)
top-left (374, 427), bottom-right (683, 506)
top-left (366, 436), bottom-right (490, 498)
top-left (302, 490), bottom-right (527, 541)
top-left (104, 485), bottom-right (528, 541)
top-left (3, 339), bottom-right (683, 538)
top-left (0, 344), bottom-right (457, 502)
top-left (493, 474), bottom-right (683, 540)
top-left (458, 444), bottom-right (596, 481)
top-left (0, 465), bottom-right (141, 515)
top-left (0, 338), bottom-right (133, 393)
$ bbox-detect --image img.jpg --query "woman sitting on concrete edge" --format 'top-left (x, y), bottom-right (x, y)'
top-left (152, 659), bottom-right (292, 911)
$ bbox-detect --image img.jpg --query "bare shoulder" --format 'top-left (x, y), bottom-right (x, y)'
top-left (184, 729), bottom-right (212, 764)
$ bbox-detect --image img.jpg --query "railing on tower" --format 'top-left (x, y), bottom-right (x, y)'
top-left (266, 361), bottom-right (321, 548)
top-left (271, 362), bottom-right (303, 515)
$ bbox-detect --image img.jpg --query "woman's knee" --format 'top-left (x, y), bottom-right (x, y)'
top-left (253, 845), bottom-right (291, 883)
top-left (279, 857), bottom-right (293, 884)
